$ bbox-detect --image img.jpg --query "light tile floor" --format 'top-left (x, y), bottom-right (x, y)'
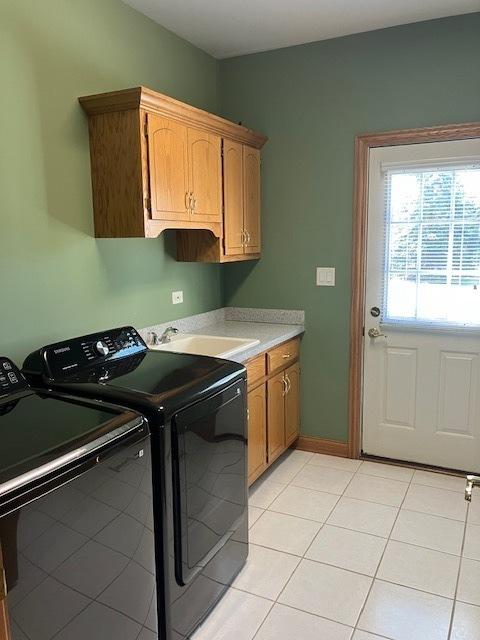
top-left (191, 449), bottom-right (480, 640)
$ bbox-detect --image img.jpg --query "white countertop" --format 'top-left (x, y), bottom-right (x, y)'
top-left (139, 307), bottom-right (304, 362)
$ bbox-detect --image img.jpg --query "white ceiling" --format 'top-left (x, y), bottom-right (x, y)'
top-left (123, 0), bottom-right (479, 59)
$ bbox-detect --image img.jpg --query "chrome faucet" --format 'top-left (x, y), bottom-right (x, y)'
top-left (160, 327), bottom-right (179, 343)
top-left (146, 331), bottom-right (159, 346)
top-left (147, 327), bottom-right (179, 346)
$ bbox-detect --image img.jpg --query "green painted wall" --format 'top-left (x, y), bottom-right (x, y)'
top-left (2, 3), bottom-right (479, 441)
top-left (220, 14), bottom-right (480, 441)
top-left (0, 0), bottom-right (221, 362)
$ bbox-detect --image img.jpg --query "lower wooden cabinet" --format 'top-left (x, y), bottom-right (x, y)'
top-left (267, 372), bottom-right (287, 465)
top-left (247, 338), bottom-right (301, 486)
top-left (285, 363), bottom-right (300, 447)
top-left (247, 384), bottom-right (268, 484)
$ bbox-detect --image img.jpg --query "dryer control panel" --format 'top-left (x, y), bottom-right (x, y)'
top-left (23, 327), bottom-right (147, 379)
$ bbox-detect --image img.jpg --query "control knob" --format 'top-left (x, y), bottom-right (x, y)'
top-left (94, 340), bottom-right (110, 357)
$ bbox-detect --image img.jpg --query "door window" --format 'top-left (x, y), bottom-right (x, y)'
top-left (383, 163), bottom-right (480, 326)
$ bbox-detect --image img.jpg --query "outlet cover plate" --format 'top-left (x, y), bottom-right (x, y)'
top-left (172, 290), bottom-right (183, 304)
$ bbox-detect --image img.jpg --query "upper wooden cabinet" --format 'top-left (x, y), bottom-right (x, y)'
top-left (148, 115), bottom-right (189, 223)
top-left (177, 140), bottom-right (262, 262)
top-left (243, 146), bottom-right (261, 254)
top-left (223, 140), bottom-right (245, 256)
top-left (79, 86), bottom-right (267, 245)
top-left (222, 142), bottom-right (261, 257)
top-left (187, 128), bottom-right (222, 222)
top-left (147, 116), bottom-right (222, 224)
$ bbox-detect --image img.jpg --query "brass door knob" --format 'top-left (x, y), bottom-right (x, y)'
top-left (368, 327), bottom-right (386, 339)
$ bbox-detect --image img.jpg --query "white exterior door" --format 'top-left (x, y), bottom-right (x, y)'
top-left (362, 139), bottom-right (480, 472)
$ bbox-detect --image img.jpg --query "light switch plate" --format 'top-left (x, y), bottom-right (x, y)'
top-left (172, 290), bottom-right (183, 304)
top-left (316, 267), bottom-right (335, 286)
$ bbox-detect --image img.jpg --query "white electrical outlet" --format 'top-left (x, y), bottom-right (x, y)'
top-left (316, 267), bottom-right (335, 286)
top-left (172, 290), bottom-right (183, 304)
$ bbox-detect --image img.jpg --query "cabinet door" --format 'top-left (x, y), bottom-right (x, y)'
top-left (188, 128), bottom-right (222, 222)
top-left (285, 363), bottom-right (300, 446)
top-left (0, 543), bottom-right (11, 640)
top-left (243, 146), bottom-right (261, 254)
top-left (267, 372), bottom-right (286, 464)
top-left (147, 114), bottom-right (189, 221)
top-left (223, 139), bottom-right (245, 255)
top-left (247, 384), bottom-right (267, 485)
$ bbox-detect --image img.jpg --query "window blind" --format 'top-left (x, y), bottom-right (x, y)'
top-left (382, 162), bottom-right (480, 327)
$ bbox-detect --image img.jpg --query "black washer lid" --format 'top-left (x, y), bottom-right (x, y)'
top-left (0, 385), bottom-right (143, 497)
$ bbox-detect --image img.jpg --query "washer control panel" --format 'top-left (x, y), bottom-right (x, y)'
top-left (0, 358), bottom-right (29, 396)
top-left (23, 327), bottom-right (147, 379)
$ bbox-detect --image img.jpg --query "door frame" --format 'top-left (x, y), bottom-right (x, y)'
top-left (348, 121), bottom-right (480, 459)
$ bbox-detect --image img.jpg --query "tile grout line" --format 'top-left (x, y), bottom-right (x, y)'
top-left (250, 600), bottom-right (355, 639)
top-left (249, 597), bottom-right (276, 640)
top-left (298, 464), bottom-right (361, 560)
top-left (447, 500), bottom-right (470, 640)
top-left (352, 463), bottom-right (415, 635)
top-left (263, 496), bottom-right (467, 537)
top-left (251, 451), bottom-right (316, 510)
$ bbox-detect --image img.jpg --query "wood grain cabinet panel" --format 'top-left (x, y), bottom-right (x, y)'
top-left (267, 338), bottom-right (300, 374)
top-left (246, 354), bottom-right (266, 389)
top-left (223, 140), bottom-right (245, 255)
top-left (247, 384), bottom-right (268, 485)
top-left (267, 371), bottom-right (286, 465)
top-left (243, 146), bottom-right (261, 254)
top-left (148, 114), bottom-right (189, 222)
top-left (187, 128), bottom-right (222, 223)
top-left (285, 363), bottom-right (300, 446)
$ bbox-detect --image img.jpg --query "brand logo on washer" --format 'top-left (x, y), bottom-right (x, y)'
top-left (54, 347), bottom-right (70, 354)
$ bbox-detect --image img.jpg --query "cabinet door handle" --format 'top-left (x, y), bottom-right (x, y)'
top-left (282, 353), bottom-right (291, 359)
top-left (285, 374), bottom-right (291, 394)
top-left (190, 193), bottom-right (197, 212)
top-left (241, 230), bottom-right (246, 245)
top-left (282, 376), bottom-right (288, 396)
top-left (246, 231), bottom-right (251, 244)
top-left (185, 191), bottom-right (190, 212)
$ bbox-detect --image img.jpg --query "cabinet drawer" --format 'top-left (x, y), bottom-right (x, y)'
top-left (246, 355), bottom-right (266, 388)
top-left (267, 338), bottom-right (300, 373)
